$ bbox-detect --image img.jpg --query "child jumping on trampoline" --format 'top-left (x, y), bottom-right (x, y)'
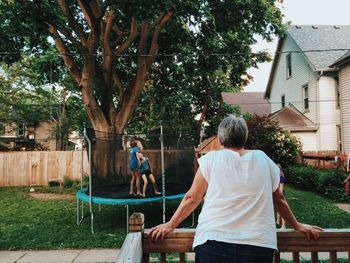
top-left (139, 154), bottom-right (161, 197)
top-left (129, 140), bottom-right (142, 196)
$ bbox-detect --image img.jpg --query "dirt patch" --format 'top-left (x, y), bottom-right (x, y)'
top-left (28, 193), bottom-right (75, 201)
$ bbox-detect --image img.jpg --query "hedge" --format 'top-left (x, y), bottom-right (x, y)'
top-left (285, 165), bottom-right (347, 202)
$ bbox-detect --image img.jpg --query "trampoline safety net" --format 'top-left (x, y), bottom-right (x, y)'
top-left (85, 129), bottom-right (195, 199)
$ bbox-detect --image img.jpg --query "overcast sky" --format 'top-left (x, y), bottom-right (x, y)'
top-left (244, 0), bottom-right (350, 92)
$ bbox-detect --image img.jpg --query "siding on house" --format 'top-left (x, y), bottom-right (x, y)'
top-left (270, 36), bottom-right (317, 122)
top-left (340, 64), bottom-right (350, 154)
top-left (269, 35), bottom-right (320, 152)
top-left (294, 132), bottom-right (318, 152)
top-left (317, 75), bottom-right (341, 151)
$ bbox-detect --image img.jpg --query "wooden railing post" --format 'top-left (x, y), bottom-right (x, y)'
top-left (116, 213), bottom-right (144, 263)
top-left (128, 212), bottom-right (145, 233)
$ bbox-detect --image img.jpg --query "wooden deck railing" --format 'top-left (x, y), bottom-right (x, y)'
top-left (116, 213), bottom-right (350, 263)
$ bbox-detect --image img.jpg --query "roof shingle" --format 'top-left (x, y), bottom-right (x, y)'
top-left (222, 92), bottom-right (271, 116)
top-left (288, 25), bottom-right (350, 69)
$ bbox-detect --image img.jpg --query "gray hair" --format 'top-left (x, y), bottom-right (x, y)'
top-left (218, 115), bottom-right (248, 148)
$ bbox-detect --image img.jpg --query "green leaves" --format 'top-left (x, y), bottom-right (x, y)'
top-left (246, 115), bottom-right (302, 167)
top-left (0, 0), bottom-right (284, 138)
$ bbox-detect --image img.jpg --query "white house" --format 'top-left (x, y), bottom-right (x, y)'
top-left (331, 51), bottom-right (350, 156)
top-left (265, 25), bottom-right (350, 152)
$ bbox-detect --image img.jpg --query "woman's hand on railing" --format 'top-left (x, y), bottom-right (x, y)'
top-left (148, 222), bottom-right (175, 241)
top-left (295, 223), bottom-right (323, 240)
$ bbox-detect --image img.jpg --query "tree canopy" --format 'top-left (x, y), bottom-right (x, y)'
top-left (0, 0), bottom-right (284, 138)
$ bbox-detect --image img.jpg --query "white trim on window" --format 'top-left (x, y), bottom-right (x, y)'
top-left (303, 84), bottom-right (309, 112)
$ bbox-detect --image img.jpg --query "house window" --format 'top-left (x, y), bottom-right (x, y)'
top-left (337, 125), bottom-right (342, 152)
top-left (303, 84), bottom-right (309, 111)
top-left (286, 53), bottom-right (292, 78)
top-left (0, 123), bottom-right (4, 135)
top-left (335, 77), bottom-right (340, 108)
top-left (281, 95), bottom-right (285, 108)
top-left (17, 123), bottom-right (25, 136)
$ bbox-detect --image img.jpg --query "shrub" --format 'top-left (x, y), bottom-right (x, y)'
top-left (285, 165), bottom-right (319, 190)
top-left (63, 176), bottom-right (73, 188)
top-left (317, 169), bottom-right (346, 201)
top-left (48, 180), bottom-right (61, 187)
top-left (285, 165), bottom-right (347, 202)
top-left (246, 115), bottom-right (302, 167)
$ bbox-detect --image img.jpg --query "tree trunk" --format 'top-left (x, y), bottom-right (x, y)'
top-left (91, 128), bottom-right (121, 179)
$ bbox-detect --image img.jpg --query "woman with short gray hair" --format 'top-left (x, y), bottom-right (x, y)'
top-left (149, 115), bottom-right (321, 263)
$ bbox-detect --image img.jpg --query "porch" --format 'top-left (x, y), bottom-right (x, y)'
top-left (302, 151), bottom-right (349, 171)
top-left (116, 213), bottom-right (350, 263)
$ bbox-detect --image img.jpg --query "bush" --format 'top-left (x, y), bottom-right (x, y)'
top-left (246, 115), bottom-right (302, 167)
top-left (285, 165), bottom-right (347, 202)
top-left (63, 176), bottom-right (73, 188)
top-left (285, 165), bottom-right (319, 190)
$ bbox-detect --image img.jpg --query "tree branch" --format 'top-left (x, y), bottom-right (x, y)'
top-left (146, 10), bottom-right (174, 67)
top-left (112, 25), bottom-right (127, 36)
top-left (112, 70), bottom-right (125, 101)
top-left (114, 17), bottom-right (139, 57)
top-left (103, 9), bottom-right (116, 47)
top-left (77, 0), bottom-right (100, 46)
top-left (47, 23), bottom-right (81, 84)
top-left (89, 0), bottom-right (103, 20)
top-left (58, 27), bottom-right (84, 53)
top-left (57, 0), bottom-right (87, 46)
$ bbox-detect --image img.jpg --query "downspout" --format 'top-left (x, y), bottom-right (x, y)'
top-left (316, 70), bottom-right (323, 151)
top-left (338, 69), bottom-right (344, 153)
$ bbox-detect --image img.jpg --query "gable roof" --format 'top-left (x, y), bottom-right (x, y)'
top-left (288, 25), bottom-right (350, 70)
top-left (265, 25), bottom-right (350, 98)
top-left (270, 104), bottom-right (317, 132)
top-left (221, 92), bottom-right (271, 116)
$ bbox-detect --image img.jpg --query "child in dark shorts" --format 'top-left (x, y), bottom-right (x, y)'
top-left (139, 154), bottom-right (161, 197)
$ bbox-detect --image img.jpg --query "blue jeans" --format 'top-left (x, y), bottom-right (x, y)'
top-left (194, 240), bottom-right (274, 263)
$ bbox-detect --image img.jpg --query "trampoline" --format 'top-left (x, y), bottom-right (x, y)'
top-left (76, 125), bottom-right (195, 233)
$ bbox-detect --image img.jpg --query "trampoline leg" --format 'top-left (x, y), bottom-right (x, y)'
top-left (76, 198), bottom-right (79, 225)
top-left (89, 202), bottom-right (94, 234)
top-left (126, 205), bottom-right (129, 233)
top-left (90, 210), bottom-right (94, 234)
top-left (81, 201), bottom-right (84, 220)
top-left (99, 204), bottom-right (101, 212)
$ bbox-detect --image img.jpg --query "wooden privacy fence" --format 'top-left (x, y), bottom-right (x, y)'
top-left (116, 213), bottom-right (350, 263)
top-left (0, 151), bottom-right (88, 186)
top-left (0, 149), bottom-right (194, 187)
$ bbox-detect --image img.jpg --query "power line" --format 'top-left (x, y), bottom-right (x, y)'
top-left (1, 97), bottom-right (348, 107)
top-left (0, 48), bottom-right (349, 57)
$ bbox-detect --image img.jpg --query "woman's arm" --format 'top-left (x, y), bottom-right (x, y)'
top-left (273, 186), bottom-right (322, 240)
top-left (279, 182), bottom-right (284, 193)
top-left (148, 169), bottom-right (208, 240)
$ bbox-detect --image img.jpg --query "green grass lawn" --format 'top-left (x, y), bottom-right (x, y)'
top-left (0, 185), bottom-right (350, 250)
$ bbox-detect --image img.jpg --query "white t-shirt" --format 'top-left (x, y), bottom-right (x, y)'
top-left (193, 149), bottom-right (280, 250)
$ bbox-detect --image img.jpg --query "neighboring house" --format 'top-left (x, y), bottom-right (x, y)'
top-left (221, 92), bottom-right (271, 116)
top-left (270, 104), bottom-right (318, 151)
top-left (265, 25), bottom-right (350, 152)
top-left (331, 51), bottom-right (350, 155)
top-left (0, 121), bottom-right (57, 151)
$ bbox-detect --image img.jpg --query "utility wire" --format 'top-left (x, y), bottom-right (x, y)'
top-left (0, 48), bottom-right (349, 57)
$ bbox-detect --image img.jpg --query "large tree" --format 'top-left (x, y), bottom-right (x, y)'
top-left (0, 0), bottom-right (284, 175)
